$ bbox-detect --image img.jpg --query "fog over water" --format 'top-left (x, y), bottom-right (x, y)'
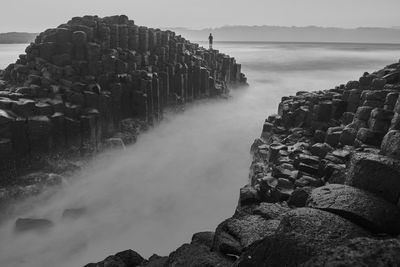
top-left (0, 42), bottom-right (400, 267)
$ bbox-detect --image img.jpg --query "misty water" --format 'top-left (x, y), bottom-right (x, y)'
top-left (1, 42), bottom-right (400, 266)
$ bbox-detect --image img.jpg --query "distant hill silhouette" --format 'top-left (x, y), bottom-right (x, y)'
top-left (0, 32), bottom-right (37, 44)
top-left (169, 26), bottom-right (400, 44)
top-left (2, 26), bottom-right (400, 44)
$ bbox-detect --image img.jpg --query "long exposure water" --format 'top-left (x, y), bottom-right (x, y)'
top-left (0, 42), bottom-right (400, 266)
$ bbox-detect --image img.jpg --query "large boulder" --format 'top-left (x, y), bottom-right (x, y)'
top-left (165, 243), bottom-right (233, 267)
top-left (306, 184), bottom-right (400, 234)
top-left (381, 130), bottom-right (400, 159)
top-left (346, 152), bottom-right (400, 204)
top-left (233, 208), bottom-right (369, 267)
top-left (303, 237), bottom-right (400, 267)
top-left (212, 214), bottom-right (280, 256)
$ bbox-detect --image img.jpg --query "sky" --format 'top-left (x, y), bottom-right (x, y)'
top-left (0, 0), bottom-right (399, 32)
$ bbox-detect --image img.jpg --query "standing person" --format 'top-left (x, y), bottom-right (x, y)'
top-left (209, 33), bottom-right (213, 50)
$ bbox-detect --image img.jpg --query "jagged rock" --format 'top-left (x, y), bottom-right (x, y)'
top-left (346, 152), bottom-right (400, 204)
top-left (303, 237), bottom-right (400, 267)
top-left (15, 218), bottom-right (54, 232)
top-left (233, 208), bottom-right (369, 267)
top-left (306, 184), bottom-right (400, 234)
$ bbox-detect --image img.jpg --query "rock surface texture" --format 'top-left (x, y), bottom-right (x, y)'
top-left (2, 14), bottom-right (400, 267)
top-left (87, 59), bottom-right (400, 266)
top-left (0, 15), bottom-right (247, 204)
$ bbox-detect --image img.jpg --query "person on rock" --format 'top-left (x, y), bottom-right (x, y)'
top-left (209, 33), bottom-right (213, 50)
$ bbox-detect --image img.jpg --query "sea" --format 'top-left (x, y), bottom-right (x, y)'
top-left (0, 41), bottom-right (399, 267)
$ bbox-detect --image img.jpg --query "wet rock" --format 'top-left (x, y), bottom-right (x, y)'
top-left (303, 237), bottom-right (400, 267)
top-left (233, 208), bottom-right (369, 267)
top-left (346, 152), bottom-right (400, 204)
top-left (15, 218), bottom-right (54, 232)
top-left (306, 184), bottom-right (400, 234)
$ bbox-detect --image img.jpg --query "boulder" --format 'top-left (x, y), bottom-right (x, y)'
top-left (139, 254), bottom-right (168, 267)
top-left (212, 214), bottom-right (280, 256)
top-left (325, 126), bottom-right (343, 147)
top-left (303, 237), bottom-right (400, 267)
top-left (356, 128), bottom-right (384, 146)
top-left (233, 208), bottom-right (369, 267)
top-left (310, 143), bottom-right (333, 158)
top-left (166, 243), bottom-right (233, 267)
top-left (381, 130), bottom-right (400, 159)
top-left (346, 152), bottom-right (400, 204)
top-left (191, 232), bottom-right (214, 248)
top-left (371, 78), bottom-right (387, 90)
top-left (306, 184), bottom-right (400, 234)
top-left (115, 250), bottom-right (144, 267)
top-left (355, 106), bottom-right (373, 121)
top-left (288, 187), bottom-right (313, 207)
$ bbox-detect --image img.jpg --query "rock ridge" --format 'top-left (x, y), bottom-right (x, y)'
top-left (0, 15), bottom-right (247, 205)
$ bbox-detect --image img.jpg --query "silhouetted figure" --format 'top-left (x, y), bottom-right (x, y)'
top-left (209, 33), bottom-right (213, 50)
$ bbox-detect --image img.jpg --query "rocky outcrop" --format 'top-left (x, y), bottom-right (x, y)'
top-left (88, 61), bottom-right (400, 266)
top-left (0, 15), bottom-right (247, 201)
top-left (303, 237), bottom-right (400, 267)
top-left (6, 18), bottom-right (396, 266)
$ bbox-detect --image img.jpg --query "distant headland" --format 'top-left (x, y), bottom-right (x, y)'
top-left (3, 26), bottom-right (400, 44)
top-left (0, 32), bottom-right (38, 44)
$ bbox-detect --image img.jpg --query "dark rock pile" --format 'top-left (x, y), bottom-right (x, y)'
top-left (0, 15), bottom-right (246, 191)
top-left (87, 62), bottom-right (400, 266)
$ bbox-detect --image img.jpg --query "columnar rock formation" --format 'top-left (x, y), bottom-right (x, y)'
top-left (85, 62), bottom-right (400, 266)
top-left (0, 15), bottom-right (247, 185)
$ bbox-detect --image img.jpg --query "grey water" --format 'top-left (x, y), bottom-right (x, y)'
top-left (0, 42), bottom-right (399, 267)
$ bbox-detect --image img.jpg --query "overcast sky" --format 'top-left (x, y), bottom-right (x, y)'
top-left (1, 0), bottom-right (399, 32)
